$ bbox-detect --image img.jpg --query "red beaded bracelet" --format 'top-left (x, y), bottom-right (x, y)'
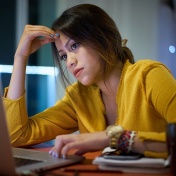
top-left (118, 130), bottom-right (136, 153)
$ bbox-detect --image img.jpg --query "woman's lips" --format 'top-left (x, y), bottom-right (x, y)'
top-left (73, 68), bottom-right (84, 77)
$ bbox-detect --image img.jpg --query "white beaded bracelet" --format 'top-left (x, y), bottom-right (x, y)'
top-left (128, 131), bottom-right (136, 153)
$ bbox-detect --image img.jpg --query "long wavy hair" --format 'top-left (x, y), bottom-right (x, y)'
top-left (51, 4), bottom-right (134, 88)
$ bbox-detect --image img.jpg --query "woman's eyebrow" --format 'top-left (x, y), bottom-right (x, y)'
top-left (65, 38), bottom-right (72, 48)
top-left (58, 38), bottom-right (72, 54)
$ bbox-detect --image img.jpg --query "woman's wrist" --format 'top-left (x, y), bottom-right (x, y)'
top-left (14, 54), bottom-right (29, 64)
top-left (106, 125), bottom-right (137, 153)
top-left (118, 130), bottom-right (136, 153)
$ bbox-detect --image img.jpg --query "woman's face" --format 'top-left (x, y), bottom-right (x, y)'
top-left (55, 32), bottom-right (103, 86)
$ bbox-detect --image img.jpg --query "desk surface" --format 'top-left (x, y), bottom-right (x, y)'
top-left (30, 143), bottom-right (171, 176)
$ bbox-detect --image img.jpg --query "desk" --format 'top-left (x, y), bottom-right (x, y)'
top-left (31, 144), bottom-right (172, 176)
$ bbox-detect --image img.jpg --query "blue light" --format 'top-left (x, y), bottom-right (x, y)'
top-left (169, 45), bottom-right (175, 54)
top-left (0, 65), bottom-right (57, 76)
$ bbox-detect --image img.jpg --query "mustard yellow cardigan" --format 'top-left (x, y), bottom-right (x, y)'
top-left (3, 59), bottom-right (176, 158)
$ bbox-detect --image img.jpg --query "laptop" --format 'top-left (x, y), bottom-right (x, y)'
top-left (0, 80), bottom-right (84, 175)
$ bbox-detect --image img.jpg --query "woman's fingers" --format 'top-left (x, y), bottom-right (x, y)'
top-left (38, 37), bottom-right (55, 46)
top-left (15, 25), bottom-right (59, 58)
top-left (61, 141), bottom-right (88, 157)
top-left (24, 25), bottom-right (57, 38)
top-left (49, 135), bottom-right (74, 158)
top-left (48, 132), bottom-right (109, 158)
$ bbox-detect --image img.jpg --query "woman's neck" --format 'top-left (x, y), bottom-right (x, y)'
top-left (97, 61), bottom-right (123, 96)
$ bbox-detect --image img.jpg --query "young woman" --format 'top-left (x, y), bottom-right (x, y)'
top-left (4, 4), bottom-right (176, 159)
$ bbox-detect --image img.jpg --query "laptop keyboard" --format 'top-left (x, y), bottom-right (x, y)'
top-left (14, 157), bottom-right (44, 167)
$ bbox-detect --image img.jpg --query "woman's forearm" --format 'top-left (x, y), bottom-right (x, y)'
top-left (133, 134), bottom-right (167, 154)
top-left (6, 25), bottom-right (56, 100)
top-left (7, 56), bottom-right (28, 100)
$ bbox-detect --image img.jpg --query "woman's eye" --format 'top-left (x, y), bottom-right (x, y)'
top-left (71, 43), bottom-right (79, 50)
top-left (60, 54), bottom-right (67, 61)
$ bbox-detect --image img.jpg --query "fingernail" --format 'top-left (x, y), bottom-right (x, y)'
top-left (55, 153), bottom-right (59, 158)
top-left (51, 151), bottom-right (56, 157)
top-left (50, 34), bottom-right (54, 38)
top-left (48, 150), bottom-right (52, 154)
top-left (51, 152), bottom-right (59, 158)
top-left (62, 154), bottom-right (66, 159)
top-left (55, 33), bottom-right (59, 37)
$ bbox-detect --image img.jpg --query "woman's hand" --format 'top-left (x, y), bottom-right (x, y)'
top-left (49, 131), bottom-right (109, 158)
top-left (15, 25), bottom-right (58, 59)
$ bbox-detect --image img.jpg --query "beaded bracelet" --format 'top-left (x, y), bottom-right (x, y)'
top-left (118, 130), bottom-right (136, 153)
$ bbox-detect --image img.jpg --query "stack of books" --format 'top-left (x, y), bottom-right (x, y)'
top-left (93, 147), bottom-right (170, 174)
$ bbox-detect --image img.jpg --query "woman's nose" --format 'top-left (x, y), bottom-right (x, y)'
top-left (66, 54), bottom-right (77, 68)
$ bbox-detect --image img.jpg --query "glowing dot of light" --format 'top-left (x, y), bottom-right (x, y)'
top-left (169, 45), bottom-right (175, 54)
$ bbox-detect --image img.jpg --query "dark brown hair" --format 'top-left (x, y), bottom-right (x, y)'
top-left (51, 4), bottom-right (134, 87)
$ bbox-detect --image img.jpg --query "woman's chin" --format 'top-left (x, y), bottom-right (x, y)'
top-left (78, 78), bottom-right (93, 86)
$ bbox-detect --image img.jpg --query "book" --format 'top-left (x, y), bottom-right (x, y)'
top-left (92, 147), bottom-right (171, 174)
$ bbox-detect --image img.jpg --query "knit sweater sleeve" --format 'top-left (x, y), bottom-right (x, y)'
top-left (144, 64), bottom-right (176, 121)
top-left (3, 87), bottom-right (78, 147)
top-left (138, 63), bottom-right (176, 158)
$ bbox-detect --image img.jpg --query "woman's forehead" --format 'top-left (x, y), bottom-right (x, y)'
top-left (55, 32), bottom-right (70, 49)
